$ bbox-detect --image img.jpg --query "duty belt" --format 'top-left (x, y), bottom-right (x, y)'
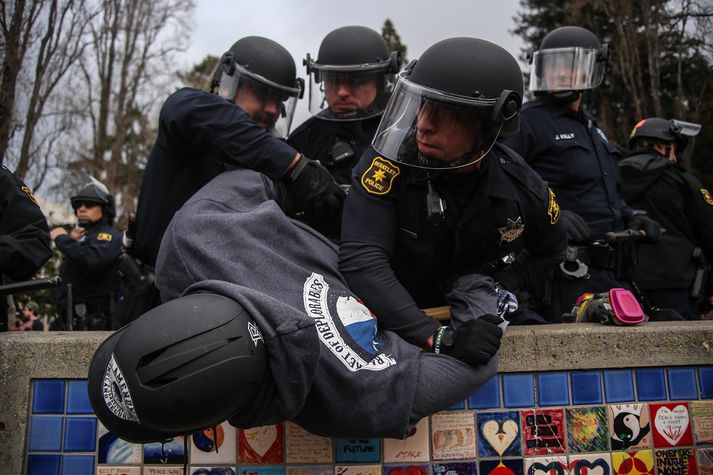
top-left (560, 242), bottom-right (617, 279)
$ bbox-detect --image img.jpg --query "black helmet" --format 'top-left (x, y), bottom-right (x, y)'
top-left (88, 293), bottom-right (267, 443)
top-left (372, 37), bottom-right (523, 170)
top-left (305, 26), bottom-right (401, 120)
top-left (629, 117), bottom-right (702, 152)
top-left (529, 26), bottom-right (609, 93)
top-left (70, 178), bottom-right (116, 225)
top-left (213, 36), bottom-right (303, 137)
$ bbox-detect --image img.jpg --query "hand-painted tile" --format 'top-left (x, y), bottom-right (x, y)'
top-left (96, 467), bottom-right (141, 474)
top-left (190, 468), bottom-right (236, 475)
top-left (333, 464), bottom-right (380, 475)
top-left (667, 368), bottom-right (698, 400)
top-left (238, 467), bottom-right (285, 475)
top-left (285, 422), bottom-right (333, 464)
top-left (654, 448), bottom-right (697, 475)
top-left (32, 380), bottom-right (65, 414)
top-left (191, 422), bottom-right (237, 465)
top-left (66, 380), bottom-right (93, 414)
top-left (568, 452), bottom-right (612, 475)
top-left (607, 404), bottom-right (652, 450)
top-left (239, 424), bottom-right (284, 464)
top-left (433, 461), bottom-right (477, 474)
top-left (285, 466), bottom-right (333, 475)
top-left (524, 455), bottom-right (567, 475)
top-left (479, 458), bottom-right (523, 475)
top-left (701, 367), bottom-right (713, 399)
top-left (143, 436), bottom-right (186, 465)
top-left (97, 421), bottom-right (142, 464)
top-left (63, 416), bottom-right (97, 451)
top-left (476, 410), bottom-right (521, 457)
top-left (468, 375), bottom-right (501, 409)
top-left (430, 411), bottom-right (476, 461)
top-left (503, 373), bottom-right (535, 408)
top-left (28, 415), bottom-right (63, 451)
top-left (635, 368), bottom-right (666, 401)
top-left (650, 402), bottom-right (694, 448)
top-left (144, 468), bottom-right (190, 474)
top-left (521, 408), bottom-right (566, 455)
top-left (691, 400), bottom-right (713, 444)
top-left (697, 448), bottom-right (713, 474)
top-left (604, 370), bottom-right (635, 403)
top-left (26, 454), bottom-right (61, 475)
top-left (334, 438), bottom-right (380, 463)
top-left (383, 418), bottom-right (430, 463)
top-left (566, 406), bottom-right (608, 452)
top-left (611, 450), bottom-right (654, 475)
top-left (537, 372), bottom-right (569, 407)
top-left (571, 371), bottom-right (603, 405)
top-left (61, 455), bottom-right (94, 475)
top-left (382, 464), bottom-right (429, 475)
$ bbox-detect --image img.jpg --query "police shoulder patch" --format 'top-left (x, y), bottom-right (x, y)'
top-left (701, 188), bottom-right (713, 205)
top-left (547, 188), bottom-right (561, 224)
top-left (21, 186), bottom-right (39, 206)
top-left (97, 232), bottom-right (113, 242)
top-left (360, 156), bottom-right (400, 196)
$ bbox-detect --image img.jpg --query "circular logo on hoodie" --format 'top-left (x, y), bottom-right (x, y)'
top-left (102, 353), bottom-right (139, 422)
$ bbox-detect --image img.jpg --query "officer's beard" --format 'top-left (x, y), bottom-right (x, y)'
top-left (252, 111), bottom-right (278, 130)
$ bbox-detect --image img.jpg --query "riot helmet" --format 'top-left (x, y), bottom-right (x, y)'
top-left (629, 117), bottom-right (701, 153)
top-left (70, 177), bottom-right (116, 226)
top-left (529, 26), bottom-right (609, 93)
top-left (87, 293), bottom-right (267, 443)
top-left (372, 37), bottom-right (523, 170)
top-left (305, 26), bottom-right (401, 120)
top-left (213, 36), bottom-right (303, 138)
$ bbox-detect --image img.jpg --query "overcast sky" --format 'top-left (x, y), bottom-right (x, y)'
top-left (180, 0), bottom-right (526, 126)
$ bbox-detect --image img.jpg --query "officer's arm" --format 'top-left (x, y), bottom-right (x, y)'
top-left (55, 232), bottom-right (122, 272)
top-left (684, 176), bottom-right (713, 261)
top-left (161, 88), bottom-right (298, 180)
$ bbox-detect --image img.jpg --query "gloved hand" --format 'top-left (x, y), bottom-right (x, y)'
top-left (434, 314), bottom-right (503, 367)
top-left (561, 209), bottom-right (591, 243)
top-left (285, 156), bottom-right (346, 221)
top-left (627, 211), bottom-right (661, 243)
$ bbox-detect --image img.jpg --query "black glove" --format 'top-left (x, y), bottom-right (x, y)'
top-left (627, 211), bottom-right (661, 243)
top-left (285, 156), bottom-right (346, 221)
top-left (434, 314), bottom-right (503, 367)
top-left (561, 209), bottom-right (591, 243)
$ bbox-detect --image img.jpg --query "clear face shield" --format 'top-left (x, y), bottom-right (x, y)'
top-left (529, 46), bottom-right (607, 92)
top-left (218, 63), bottom-right (302, 138)
top-left (305, 56), bottom-right (395, 121)
top-left (372, 75), bottom-right (517, 170)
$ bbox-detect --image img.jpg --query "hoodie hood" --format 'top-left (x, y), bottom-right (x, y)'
top-left (619, 150), bottom-right (672, 202)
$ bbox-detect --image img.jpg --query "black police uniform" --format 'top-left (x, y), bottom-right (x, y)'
top-left (133, 87), bottom-right (298, 267)
top-left (339, 144), bottom-right (567, 344)
top-left (55, 222), bottom-right (122, 330)
top-left (0, 166), bottom-right (52, 331)
top-left (620, 150), bottom-right (713, 319)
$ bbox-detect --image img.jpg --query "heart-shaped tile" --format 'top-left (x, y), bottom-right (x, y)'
top-left (571, 458), bottom-right (610, 475)
top-left (530, 461), bottom-right (566, 475)
top-left (482, 419), bottom-right (518, 455)
top-left (243, 425), bottom-right (277, 457)
top-left (654, 405), bottom-right (689, 446)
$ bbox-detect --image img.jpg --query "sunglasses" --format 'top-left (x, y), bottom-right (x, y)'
top-left (75, 201), bottom-right (101, 209)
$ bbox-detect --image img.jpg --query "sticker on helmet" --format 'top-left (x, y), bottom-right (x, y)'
top-left (701, 188), bottom-right (713, 205)
top-left (21, 186), bottom-right (38, 205)
top-left (547, 188), bottom-right (561, 224)
top-left (498, 216), bottom-right (525, 243)
top-left (103, 354), bottom-right (139, 422)
top-left (97, 232), bottom-right (113, 241)
top-left (248, 321), bottom-right (263, 346)
top-left (360, 156), bottom-right (400, 195)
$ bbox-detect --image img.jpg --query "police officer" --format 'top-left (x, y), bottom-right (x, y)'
top-left (339, 37), bottom-right (567, 348)
top-left (620, 118), bottom-right (712, 319)
top-left (0, 166), bottom-right (52, 331)
top-left (132, 36), bottom-right (344, 268)
top-left (502, 26), bottom-right (661, 321)
top-left (51, 180), bottom-right (122, 330)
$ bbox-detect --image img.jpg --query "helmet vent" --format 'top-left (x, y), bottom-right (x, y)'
top-left (138, 347), bottom-right (167, 369)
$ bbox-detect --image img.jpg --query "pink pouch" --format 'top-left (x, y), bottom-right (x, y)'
top-left (608, 288), bottom-right (646, 325)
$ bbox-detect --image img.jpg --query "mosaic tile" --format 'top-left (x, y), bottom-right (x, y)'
top-left (571, 371), bottom-right (603, 405)
top-left (668, 367), bottom-right (698, 400)
top-left (537, 372), bottom-right (569, 407)
top-left (285, 466), bottom-right (334, 475)
top-left (521, 408), bottom-right (566, 455)
top-left (607, 404), bottom-right (652, 450)
top-left (334, 438), bottom-right (380, 463)
top-left (239, 424), bottom-right (284, 464)
top-left (190, 422), bottom-right (237, 465)
top-left (701, 367), bottom-right (713, 399)
top-left (96, 467), bottom-right (141, 475)
top-left (479, 458), bottom-right (523, 475)
top-left (26, 454), bottom-right (61, 475)
top-left (32, 379), bottom-right (65, 414)
top-left (66, 379), bottom-right (93, 414)
top-left (650, 402), bottom-right (694, 448)
top-left (285, 422), bottom-right (333, 464)
top-left (635, 368), bottom-right (666, 401)
top-left (383, 418), bottom-right (429, 463)
top-left (691, 400), bottom-right (713, 444)
top-left (382, 464), bottom-right (429, 475)
top-left (333, 464), bottom-right (380, 475)
top-left (63, 416), bottom-right (97, 452)
top-left (697, 448), bottom-right (713, 474)
top-left (566, 406), bottom-right (609, 452)
top-left (61, 454), bottom-right (94, 475)
top-left (503, 373), bottom-right (535, 408)
top-left (97, 421), bottom-right (142, 464)
top-left (28, 415), bottom-right (63, 451)
top-left (655, 448), bottom-right (697, 475)
top-left (144, 468), bottom-right (187, 474)
top-left (433, 461), bottom-right (477, 474)
top-left (524, 455), bottom-right (567, 474)
top-left (468, 375), bottom-right (501, 409)
top-left (190, 468), bottom-right (236, 475)
top-left (476, 410), bottom-right (521, 457)
top-left (611, 450), bottom-right (654, 475)
top-left (430, 411), bottom-right (476, 460)
top-left (604, 370), bottom-right (635, 403)
top-left (143, 436), bottom-right (186, 465)
top-left (239, 467), bottom-right (285, 475)
top-left (568, 452), bottom-right (612, 475)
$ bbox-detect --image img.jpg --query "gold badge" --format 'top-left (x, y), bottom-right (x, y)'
top-left (21, 186), bottom-right (38, 206)
top-left (97, 232), bottom-right (113, 242)
top-left (701, 188), bottom-right (713, 205)
top-left (498, 216), bottom-right (525, 243)
top-left (547, 188), bottom-right (561, 224)
top-left (360, 156), bottom-right (400, 196)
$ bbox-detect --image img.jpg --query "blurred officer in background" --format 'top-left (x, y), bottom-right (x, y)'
top-left (620, 118), bottom-right (712, 319)
top-left (51, 179), bottom-right (122, 330)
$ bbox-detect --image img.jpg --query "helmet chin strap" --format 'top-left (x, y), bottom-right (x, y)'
top-left (549, 90), bottom-right (581, 105)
